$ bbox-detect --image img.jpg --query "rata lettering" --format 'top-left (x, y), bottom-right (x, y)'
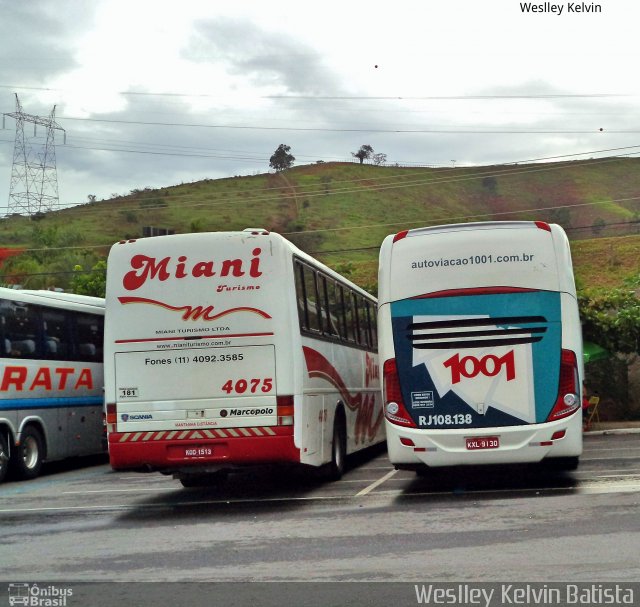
top-left (0, 366), bottom-right (94, 391)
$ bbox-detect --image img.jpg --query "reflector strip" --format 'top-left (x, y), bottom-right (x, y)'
top-left (112, 427), bottom-right (282, 442)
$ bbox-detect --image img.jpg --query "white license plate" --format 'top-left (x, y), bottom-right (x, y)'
top-left (182, 446), bottom-right (213, 458)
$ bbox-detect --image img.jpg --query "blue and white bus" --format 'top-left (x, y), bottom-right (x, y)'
top-left (377, 221), bottom-right (583, 473)
top-left (0, 287), bottom-right (105, 483)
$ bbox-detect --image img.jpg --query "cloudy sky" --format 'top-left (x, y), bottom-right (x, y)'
top-left (1, 0), bottom-right (639, 214)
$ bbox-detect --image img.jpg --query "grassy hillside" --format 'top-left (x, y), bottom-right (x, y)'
top-left (0, 158), bottom-right (638, 292)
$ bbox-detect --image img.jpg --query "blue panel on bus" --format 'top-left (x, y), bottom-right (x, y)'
top-left (390, 291), bottom-right (562, 428)
top-left (0, 396), bottom-right (103, 410)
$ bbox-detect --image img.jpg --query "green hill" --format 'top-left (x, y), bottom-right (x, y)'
top-left (1, 158), bottom-right (638, 292)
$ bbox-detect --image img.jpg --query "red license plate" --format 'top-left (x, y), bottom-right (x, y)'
top-left (466, 436), bottom-right (500, 450)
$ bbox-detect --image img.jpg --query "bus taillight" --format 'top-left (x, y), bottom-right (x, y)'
top-left (546, 349), bottom-right (580, 422)
top-left (105, 403), bottom-right (117, 433)
top-left (383, 358), bottom-right (417, 428)
top-left (277, 395), bottom-right (294, 426)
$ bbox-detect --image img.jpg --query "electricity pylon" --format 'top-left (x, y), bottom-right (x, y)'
top-left (2, 93), bottom-right (65, 216)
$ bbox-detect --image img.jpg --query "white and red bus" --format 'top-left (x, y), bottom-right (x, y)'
top-left (0, 287), bottom-right (105, 483)
top-left (378, 221), bottom-right (583, 473)
top-left (104, 229), bottom-right (383, 486)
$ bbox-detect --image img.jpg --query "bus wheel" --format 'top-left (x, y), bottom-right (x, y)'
top-left (0, 432), bottom-right (10, 483)
top-left (326, 415), bottom-right (347, 481)
top-left (11, 426), bottom-right (44, 481)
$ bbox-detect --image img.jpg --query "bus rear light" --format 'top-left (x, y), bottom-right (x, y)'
top-left (393, 230), bottom-right (409, 243)
top-left (399, 437), bottom-right (415, 447)
top-left (551, 430), bottom-right (566, 441)
top-left (383, 358), bottom-right (417, 428)
top-left (106, 403), bottom-right (117, 425)
top-left (535, 221), bottom-right (551, 232)
top-left (546, 349), bottom-right (580, 422)
top-left (277, 395), bottom-right (294, 426)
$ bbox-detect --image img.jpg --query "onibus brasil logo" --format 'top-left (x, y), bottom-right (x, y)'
top-left (8, 583), bottom-right (73, 607)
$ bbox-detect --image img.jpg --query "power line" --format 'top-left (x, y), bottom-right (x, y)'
top-left (1, 218), bottom-right (637, 282)
top-left (5, 193), bottom-right (640, 257)
top-left (3, 151), bottom-right (639, 220)
top-left (1, 84), bottom-right (631, 101)
top-left (55, 115), bottom-right (636, 134)
top-left (43, 154), bottom-right (640, 218)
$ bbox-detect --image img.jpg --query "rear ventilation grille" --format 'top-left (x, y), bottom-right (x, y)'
top-left (408, 316), bottom-right (547, 350)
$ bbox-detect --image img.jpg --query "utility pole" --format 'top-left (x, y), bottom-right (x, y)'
top-left (2, 93), bottom-right (65, 217)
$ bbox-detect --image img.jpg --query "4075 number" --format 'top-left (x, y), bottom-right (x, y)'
top-left (221, 378), bottom-right (273, 394)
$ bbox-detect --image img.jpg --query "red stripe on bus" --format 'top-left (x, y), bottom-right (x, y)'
top-left (115, 332), bottom-right (274, 344)
top-left (411, 287), bottom-right (537, 299)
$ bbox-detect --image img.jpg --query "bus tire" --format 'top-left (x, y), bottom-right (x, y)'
top-left (326, 413), bottom-right (347, 481)
top-left (11, 425), bottom-right (45, 481)
top-left (0, 431), bottom-right (10, 484)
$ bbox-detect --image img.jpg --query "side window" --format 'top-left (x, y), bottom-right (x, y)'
top-left (76, 313), bottom-right (104, 362)
top-left (328, 281), bottom-right (346, 340)
top-left (359, 299), bottom-right (369, 348)
top-left (295, 261), bottom-right (321, 334)
top-left (295, 262), bottom-right (307, 330)
top-left (320, 275), bottom-right (340, 338)
top-left (303, 266), bottom-right (321, 333)
top-left (355, 295), bottom-right (368, 346)
top-left (362, 300), bottom-right (376, 349)
top-left (4, 301), bottom-right (41, 359)
top-left (42, 309), bottom-right (70, 360)
top-left (345, 292), bottom-right (358, 343)
top-left (369, 301), bottom-right (378, 349)
top-left (0, 299), bottom-right (11, 356)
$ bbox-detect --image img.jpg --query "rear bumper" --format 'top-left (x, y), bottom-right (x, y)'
top-left (108, 427), bottom-right (299, 471)
top-left (386, 411), bottom-right (582, 468)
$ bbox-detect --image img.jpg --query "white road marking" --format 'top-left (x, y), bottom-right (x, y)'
top-left (355, 469), bottom-right (398, 496)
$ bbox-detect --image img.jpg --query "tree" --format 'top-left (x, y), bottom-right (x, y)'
top-left (269, 144), bottom-right (295, 172)
top-left (578, 283), bottom-right (640, 419)
top-left (372, 153), bottom-right (387, 166)
top-left (579, 285), bottom-right (640, 356)
top-left (1, 225), bottom-right (90, 290)
top-left (352, 144), bottom-right (374, 164)
top-left (70, 260), bottom-right (107, 297)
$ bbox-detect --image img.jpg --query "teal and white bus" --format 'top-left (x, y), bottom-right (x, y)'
top-left (378, 221), bottom-right (583, 473)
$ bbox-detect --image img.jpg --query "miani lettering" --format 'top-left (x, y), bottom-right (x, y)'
top-left (123, 248), bottom-right (263, 290)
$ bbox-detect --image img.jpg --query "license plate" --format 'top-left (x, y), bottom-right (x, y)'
top-left (182, 446), bottom-right (213, 459)
top-left (466, 436), bottom-right (499, 450)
